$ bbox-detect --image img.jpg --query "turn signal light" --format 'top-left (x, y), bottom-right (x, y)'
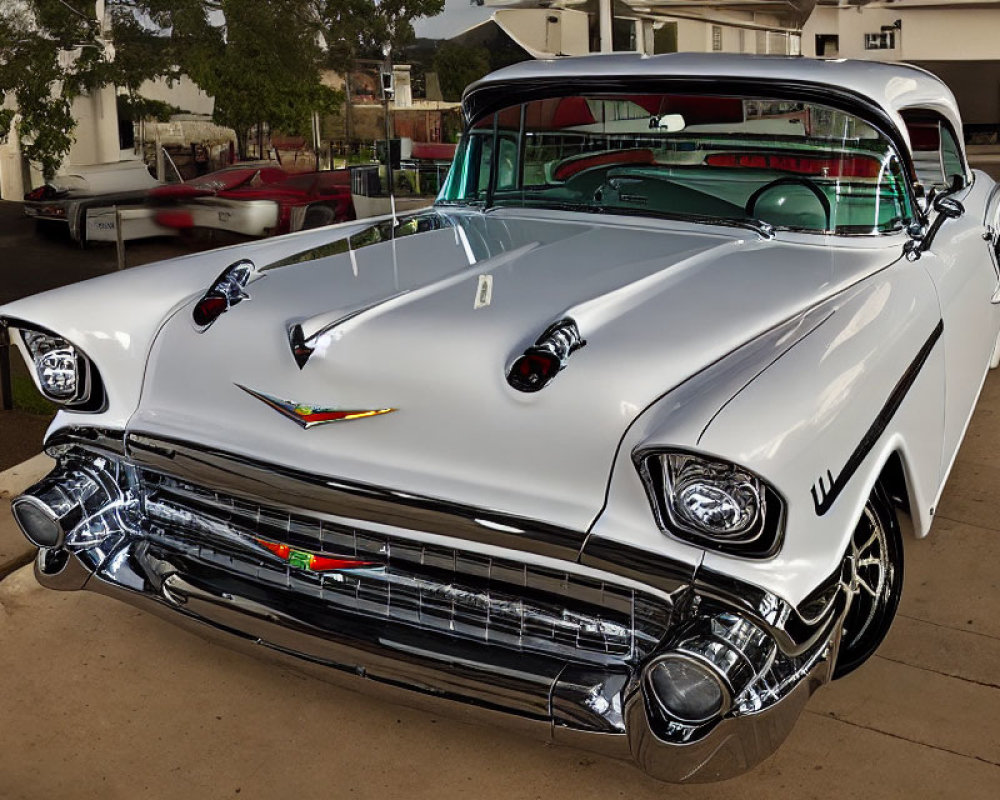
top-left (507, 318), bottom-right (585, 393)
top-left (191, 259), bottom-right (255, 328)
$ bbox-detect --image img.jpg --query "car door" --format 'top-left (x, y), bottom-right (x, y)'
top-left (914, 121), bottom-right (1000, 474)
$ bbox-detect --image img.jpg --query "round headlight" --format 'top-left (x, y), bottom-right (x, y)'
top-left (664, 453), bottom-right (763, 538)
top-left (37, 347), bottom-right (79, 399)
top-left (647, 656), bottom-right (726, 725)
top-left (21, 329), bottom-right (82, 402)
top-left (675, 477), bottom-right (760, 535)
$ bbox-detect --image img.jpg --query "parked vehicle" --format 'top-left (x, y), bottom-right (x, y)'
top-left (149, 164), bottom-right (355, 237)
top-left (23, 160), bottom-right (166, 244)
top-left (3, 53), bottom-right (999, 782)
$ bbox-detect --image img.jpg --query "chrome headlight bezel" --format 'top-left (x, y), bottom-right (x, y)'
top-left (9, 321), bottom-right (105, 411)
top-left (635, 448), bottom-right (785, 558)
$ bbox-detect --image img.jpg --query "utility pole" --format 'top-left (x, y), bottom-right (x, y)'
top-left (381, 48), bottom-right (396, 221)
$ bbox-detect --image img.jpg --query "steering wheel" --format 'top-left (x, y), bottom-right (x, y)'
top-left (745, 176), bottom-right (832, 231)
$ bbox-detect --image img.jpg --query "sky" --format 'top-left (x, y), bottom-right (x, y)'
top-left (412, 0), bottom-right (494, 40)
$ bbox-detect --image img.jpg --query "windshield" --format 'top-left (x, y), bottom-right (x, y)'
top-left (438, 93), bottom-right (914, 235)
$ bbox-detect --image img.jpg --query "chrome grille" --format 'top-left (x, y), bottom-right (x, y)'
top-left (139, 471), bottom-right (672, 665)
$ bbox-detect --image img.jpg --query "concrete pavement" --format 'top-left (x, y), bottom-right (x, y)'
top-left (0, 454), bottom-right (53, 579)
top-left (0, 378), bottom-right (998, 798)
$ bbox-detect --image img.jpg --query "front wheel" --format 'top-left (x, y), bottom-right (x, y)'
top-left (833, 486), bottom-right (904, 679)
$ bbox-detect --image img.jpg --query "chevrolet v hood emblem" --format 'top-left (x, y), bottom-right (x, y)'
top-left (237, 384), bottom-right (395, 428)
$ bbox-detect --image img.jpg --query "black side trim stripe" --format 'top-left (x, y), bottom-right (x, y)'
top-left (812, 319), bottom-right (944, 516)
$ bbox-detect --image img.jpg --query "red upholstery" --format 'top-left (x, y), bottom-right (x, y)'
top-left (705, 152), bottom-right (882, 178)
top-left (553, 149), bottom-right (656, 181)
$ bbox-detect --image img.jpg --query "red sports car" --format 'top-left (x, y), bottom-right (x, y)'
top-left (151, 165), bottom-right (355, 237)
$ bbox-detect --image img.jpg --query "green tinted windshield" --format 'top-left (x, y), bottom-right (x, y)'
top-left (438, 93), bottom-right (914, 235)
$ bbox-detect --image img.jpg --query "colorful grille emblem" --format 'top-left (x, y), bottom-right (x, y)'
top-left (254, 537), bottom-right (380, 573)
top-left (237, 384), bottom-right (395, 428)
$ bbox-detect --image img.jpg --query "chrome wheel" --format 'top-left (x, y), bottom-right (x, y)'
top-left (833, 487), bottom-right (903, 678)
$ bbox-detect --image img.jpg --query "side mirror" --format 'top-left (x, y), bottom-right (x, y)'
top-left (906, 194), bottom-right (964, 260)
top-left (934, 195), bottom-right (964, 219)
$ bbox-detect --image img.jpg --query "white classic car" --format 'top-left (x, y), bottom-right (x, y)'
top-left (3, 54), bottom-right (999, 782)
top-left (23, 160), bottom-right (169, 244)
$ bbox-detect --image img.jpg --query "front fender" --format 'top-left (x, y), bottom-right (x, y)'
top-left (586, 295), bottom-right (846, 582)
top-left (0, 217), bottom-right (387, 436)
top-left (697, 258), bottom-right (943, 605)
top-left (590, 254), bottom-right (944, 607)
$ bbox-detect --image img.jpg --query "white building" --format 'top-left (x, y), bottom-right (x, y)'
top-left (802, 1), bottom-right (1000, 129)
top-left (0, 0), bottom-right (219, 202)
top-left (471, 1), bottom-right (815, 58)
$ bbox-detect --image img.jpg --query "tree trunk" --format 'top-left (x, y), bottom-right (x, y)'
top-left (345, 72), bottom-right (353, 145)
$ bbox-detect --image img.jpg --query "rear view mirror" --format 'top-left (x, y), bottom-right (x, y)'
top-left (649, 114), bottom-right (686, 132)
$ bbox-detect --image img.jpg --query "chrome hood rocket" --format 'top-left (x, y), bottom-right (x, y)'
top-left (106, 209), bottom-right (886, 533)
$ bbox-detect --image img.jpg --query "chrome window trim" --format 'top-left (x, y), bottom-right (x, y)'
top-left (458, 77), bottom-right (922, 232)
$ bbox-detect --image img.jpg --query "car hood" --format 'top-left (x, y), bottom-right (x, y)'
top-left (130, 208), bottom-right (893, 532)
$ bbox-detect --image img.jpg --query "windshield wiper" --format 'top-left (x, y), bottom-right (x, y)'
top-left (479, 199), bottom-right (775, 238)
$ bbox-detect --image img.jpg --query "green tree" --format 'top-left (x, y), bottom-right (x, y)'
top-left (0, 1), bottom-right (113, 178)
top-left (318, 0), bottom-right (445, 74)
top-left (432, 41), bottom-right (490, 103)
top-left (315, 0), bottom-right (444, 140)
top-left (182, 0), bottom-right (341, 159)
top-left (1, 1), bottom-right (342, 175)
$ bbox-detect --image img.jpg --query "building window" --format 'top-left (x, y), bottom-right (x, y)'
top-left (613, 18), bottom-right (636, 51)
top-left (654, 22), bottom-right (678, 54)
top-left (815, 34), bottom-right (839, 57)
top-left (865, 31), bottom-right (895, 50)
top-left (712, 25), bottom-right (723, 51)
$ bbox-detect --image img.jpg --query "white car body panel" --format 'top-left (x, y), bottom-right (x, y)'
top-left (178, 197), bottom-right (281, 237)
top-left (85, 206), bottom-right (178, 242)
top-left (124, 211), bottom-right (909, 543)
top-left (5, 220), bottom-right (384, 431)
top-left (49, 160), bottom-right (160, 195)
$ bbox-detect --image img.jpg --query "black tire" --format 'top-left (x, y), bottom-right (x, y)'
top-left (302, 204), bottom-right (336, 230)
top-left (833, 485), bottom-right (904, 679)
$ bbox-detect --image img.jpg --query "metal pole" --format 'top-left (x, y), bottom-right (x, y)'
top-left (0, 322), bottom-right (13, 412)
top-left (383, 59), bottom-right (396, 222)
top-left (599, 0), bottom-right (613, 53)
top-left (386, 114), bottom-right (396, 220)
top-left (115, 207), bottom-right (125, 270)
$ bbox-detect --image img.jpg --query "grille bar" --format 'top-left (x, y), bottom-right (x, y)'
top-left (140, 471), bottom-right (672, 666)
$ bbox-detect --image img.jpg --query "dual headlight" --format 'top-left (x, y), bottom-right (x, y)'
top-left (638, 450), bottom-right (784, 558)
top-left (644, 612), bottom-right (776, 730)
top-left (17, 325), bottom-right (103, 410)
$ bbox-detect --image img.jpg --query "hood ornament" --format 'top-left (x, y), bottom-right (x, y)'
top-left (237, 384), bottom-right (395, 428)
top-left (253, 537), bottom-right (381, 573)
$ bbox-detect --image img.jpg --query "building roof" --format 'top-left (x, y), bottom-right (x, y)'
top-left (464, 53), bottom-right (965, 154)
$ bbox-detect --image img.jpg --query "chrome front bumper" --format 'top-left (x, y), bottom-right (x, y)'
top-left (14, 432), bottom-right (848, 783)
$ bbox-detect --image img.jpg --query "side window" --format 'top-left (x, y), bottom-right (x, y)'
top-left (907, 121), bottom-right (945, 189)
top-left (475, 136), bottom-right (493, 196)
top-left (496, 136), bottom-right (518, 191)
top-left (940, 126), bottom-right (966, 187)
top-left (475, 135), bottom-right (518, 197)
top-left (903, 112), bottom-right (967, 191)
